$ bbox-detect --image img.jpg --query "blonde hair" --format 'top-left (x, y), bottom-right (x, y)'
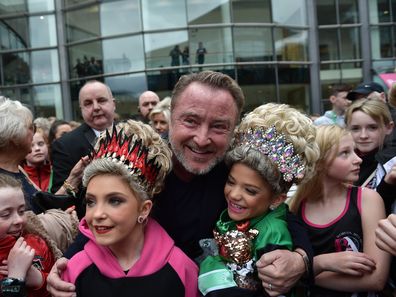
top-left (345, 98), bottom-right (392, 128)
top-left (149, 96), bottom-right (171, 123)
top-left (290, 125), bottom-right (350, 213)
top-left (83, 120), bottom-right (172, 200)
top-left (228, 103), bottom-right (320, 195)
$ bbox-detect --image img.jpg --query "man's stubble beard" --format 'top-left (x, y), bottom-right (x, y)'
top-left (169, 131), bottom-right (230, 176)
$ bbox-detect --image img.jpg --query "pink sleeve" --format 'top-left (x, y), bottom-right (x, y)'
top-left (168, 247), bottom-right (199, 297)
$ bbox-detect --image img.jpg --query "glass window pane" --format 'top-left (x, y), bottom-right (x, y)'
top-left (31, 49), bottom-right (59, 83)
top-left (316, 0), bottom-right (336, 25)
top-left (68, 41), bottom-right (103, 79)
top-left (0, 23), bottom-right (11, 49)
top-left (232, 0), bottom-right (271, 23)
top-left (371, 26), bottom-right (393, 58)
top-left (274, 28), bottom-right (308, 61)
top-left (65, 0), bottom-right (91, 7)
top-left (145, 31), bottom-right (188, 69)
top-left (102, 35), bottom-right (145, 74)
top-left (236, 65), bottom-right (276, 112)
top-left (340, 27), bottom-right (360, 60)
top-left (392, 26), bottom-right (396, 56)
top-left (0, 0), bottom-right (53, 14)
top-left (69, 81), bottom-right (83, 120)
top-left (142, 0), bottom-right (187, 30)
top-left (318, 28), bottom-right (339, 61)
top-left (372, 60), bottom-right (395, 74)
top-left (30, 15), bottom-right (57, 47)
top-left (369, 0), bottom-right (391, 23)
top-left (341, 62), bottom-right (362, 81)
top-left (105, 74), bottom-right (147, 120)
top-left (0, 0), bottom-right (27, 14)
top-left (320, 63), bottom-right (341, 83)
top-left (272, 0), bottom-right (307, 26)
top-left (32, 84), bottom-right (62, 118)
top-left (187, 0), bottom-right (230, 25)
top-left (339, 0), bottom-right (359, 24)
top-left (0, 17), bottom-right (29, 49)
top-left (65, 5), bottom-right (100, 43)
top-left (392, 0), bottom-right (396, 22)
top-left (2, 87), bottom-right (32, 110)
top-left (189, 27), bottom-right (233, 65)
top-left (100, 0), bottom-right (141, 36)
top-left (234, 27), bottom-right (273, 62)
top-left (0, 15), bottom-right (56, 49)
top-left (147, 69), bottom-right (180, 94)
top-left (278, 65), bottom-right (310, 110)
top-left (27, 0), bottom-right (54, 12)
top-left (3, 51), bottom-right (30, 85)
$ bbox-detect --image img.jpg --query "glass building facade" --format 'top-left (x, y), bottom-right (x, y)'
top-left (0, 0), bottom-right (395, 120)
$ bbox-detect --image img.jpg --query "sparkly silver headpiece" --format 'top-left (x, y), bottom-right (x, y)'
top-left (233, 126), bottom-right (305, 182)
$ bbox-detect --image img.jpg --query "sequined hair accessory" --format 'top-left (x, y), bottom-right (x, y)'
top-left (91, 126), bottom-right (161, 193)
top-left (233, 126), bottom-right (305, 182)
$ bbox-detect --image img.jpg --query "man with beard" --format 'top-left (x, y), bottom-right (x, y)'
top-left (47, 72), bottom-right (311, 297)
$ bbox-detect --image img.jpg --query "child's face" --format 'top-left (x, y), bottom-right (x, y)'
top-left (327, 134), bottom-right (362, 183)
top-left (0, 187), bottom-right (26, 239)
top-left (224, 163), bottom-right (279, 222)
top-left (85, 174), bottom-right (152, 252)
top-left (25, 132), bottom-right (48, 166)
top-left (348, 111), bottom-right (392, 154)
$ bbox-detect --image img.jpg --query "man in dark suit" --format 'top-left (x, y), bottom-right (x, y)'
top-left (51, 80), bottom-right (116, 215)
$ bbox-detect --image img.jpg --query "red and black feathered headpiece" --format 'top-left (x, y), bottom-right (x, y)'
top-left (91, 125), bottom-right (161, 193)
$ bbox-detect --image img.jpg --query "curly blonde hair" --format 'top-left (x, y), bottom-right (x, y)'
top-left (228, 103), bottom-right (320, 195)
top-left (83, 120), bottom-right (172, 200)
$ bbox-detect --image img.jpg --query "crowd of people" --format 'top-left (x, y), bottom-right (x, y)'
top-left (0, 71), bottom-right (395, 297)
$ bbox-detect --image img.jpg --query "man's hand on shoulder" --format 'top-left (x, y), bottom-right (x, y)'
top-left (46, 257), bottom-right (76, 297)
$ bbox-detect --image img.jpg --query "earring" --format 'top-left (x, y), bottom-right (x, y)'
top-left (269, 205), bottom-right (276, 211)
top-left (137, 216), bottom-right (145, 224)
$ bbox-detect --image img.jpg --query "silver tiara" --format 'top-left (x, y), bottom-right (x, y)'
top-left (233, 126), bottom-right (305, 182)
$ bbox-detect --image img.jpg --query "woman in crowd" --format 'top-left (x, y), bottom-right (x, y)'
top-left (62, 120), bottom-right (199, 297)
top-left (48, 120), bottom-right (72, 147)
top-left (0, 96), bottom-right (41, 212)
top-left (0, 96), bottom-right (89, 209)
top-left (149, 96), bottom-right (171, 139)
top-left (290, 125), bottom-right (390, 296)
